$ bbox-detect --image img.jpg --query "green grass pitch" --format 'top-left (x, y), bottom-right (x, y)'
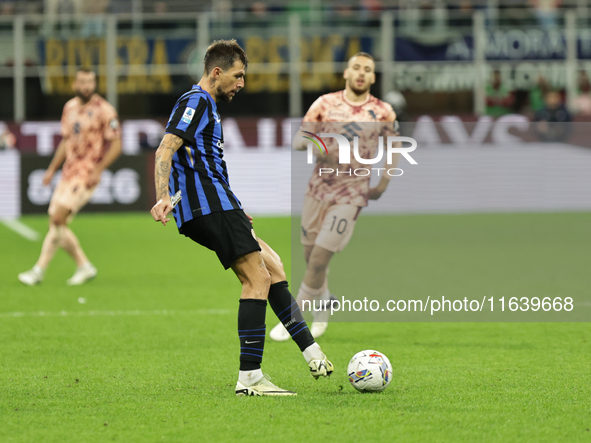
top-left (1, 212), bottom-right (590, 442)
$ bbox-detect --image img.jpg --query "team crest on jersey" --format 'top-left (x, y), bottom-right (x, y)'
top-left (181, 107), bottom-right (195, 124)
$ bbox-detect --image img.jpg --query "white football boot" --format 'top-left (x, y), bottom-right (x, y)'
top-left (269, 322), bottom-right (291, 342)
top-left (235, 374), bottom-right (297, 396)
top-left (305, 343), bottom-right (334, 379)
top-left (308, 355), bottom-right (334, 379)
top-left (18, 266), bottom-right (44, 286)
top-left (67, 263), bottom-right (97, 286)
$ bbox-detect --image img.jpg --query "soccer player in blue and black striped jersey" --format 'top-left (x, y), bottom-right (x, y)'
top-left (150, 39), bottom-right (333, 396)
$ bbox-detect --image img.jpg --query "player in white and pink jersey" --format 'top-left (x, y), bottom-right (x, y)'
top-left (18, 68), bottom-right (121, 286)
top-left (271, 52), bottom-right (398, 340)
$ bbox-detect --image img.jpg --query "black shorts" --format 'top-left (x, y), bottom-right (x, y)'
top-left (179, 209), bottom-right (262, 269)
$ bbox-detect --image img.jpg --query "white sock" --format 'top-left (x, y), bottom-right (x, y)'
top-left (32, 265), bottom-right (44, 275)
top-left (238, 369), bottom-right (263, 386)
top-left (320, 275), bottom-right (328, 296)
top-left (314, 286), bottom-right (332, 322)
top-left (296, 282), bottom-right (323, 312)
top-left (302, 342), bottom-right (324, 363)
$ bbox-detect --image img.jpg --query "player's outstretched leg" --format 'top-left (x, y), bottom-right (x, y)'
top-left (299, 245), bottom-right (334, 339)
top-left (270, 246), bottom-right (335, 341)
top-left (61, 227), bottom-right (97, 285)
top-left (269, 279), bottom-right (330, 341)
top-left (268, 281), bottom-right (334, 379)
top-left (19, 205), bottom-right (71, 285)
top-left (18, 205), bottom-right (67, 286)
top-left (258, 239), bottom-right (334, 379)
top-left (18, 225), bottom-right (62, 286)
top-left (232, 250), bottom-right (297, 396)
top-left (17, 223), bottom-right (61, 286)
top-left (18, 204), bottom-right (96, 286)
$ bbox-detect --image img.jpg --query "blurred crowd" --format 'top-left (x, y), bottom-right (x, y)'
top-left (0, 0), bottom-right (580, 29)
top-left (2, 0), bottom-right (589, 126)
top-left (0, 0), bottom-right (581, 39)
top-left (485, 69), bottom-right (591, 122)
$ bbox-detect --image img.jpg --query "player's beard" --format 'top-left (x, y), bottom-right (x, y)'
top-left (216, 86), bottom-right (235, 103)
top-left (347, 79), bottom-right (371, 96)
top-left (75, 89), bottom-right (94, 104)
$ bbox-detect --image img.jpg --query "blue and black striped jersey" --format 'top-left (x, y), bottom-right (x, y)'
top-left (166, 85), bottom-right (242, 227)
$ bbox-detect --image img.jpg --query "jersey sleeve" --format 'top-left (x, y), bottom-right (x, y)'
top-left (302, 97), bottom-right (325, 123)
top-left (166, 94), bottom-right (209, 147)
top-left (301, 96), bottom-right (325, 134)
top-left (102, 104), bottom-right (121, 141)
top-left (380, 103), bottom-right (398, 137)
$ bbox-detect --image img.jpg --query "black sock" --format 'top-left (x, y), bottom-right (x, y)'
top-left (268, 281), bottom-right (315, 352)
top-left (238, 299), bottom-right (267, 371)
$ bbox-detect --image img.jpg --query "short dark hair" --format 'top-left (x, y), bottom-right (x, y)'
top-left (76, 67), bottom-right (96, 76)
top-left (203, 39), bottom-right (248, 74)
top-left (349, 52), bottom-right (374, 63)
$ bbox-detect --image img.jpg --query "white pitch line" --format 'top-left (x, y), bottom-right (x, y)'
top-left (1, 218), bottom-right (40, 241)
top-left (0, 309), bottom-right (232, 319)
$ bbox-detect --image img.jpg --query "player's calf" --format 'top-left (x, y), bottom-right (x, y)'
top-left (267, 281), bottom-right (334, 378)
top-left (258, 238), bottom-right (287, 283)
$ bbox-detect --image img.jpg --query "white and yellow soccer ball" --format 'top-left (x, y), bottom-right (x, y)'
top-left (347, 350), bottom-right (393, 392)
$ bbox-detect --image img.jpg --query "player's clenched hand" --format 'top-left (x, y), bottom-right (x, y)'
top-left (368, 185), bottom-right (386, 200)
top-left (245, 213), bottom-right (254, 224)
top-left (42, 169), bottom-right (55, 186)
top-left (151, 196), bottom-right (173, 226)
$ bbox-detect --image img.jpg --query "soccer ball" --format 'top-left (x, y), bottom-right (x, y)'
top-left (347, 350), bottom-right (393, 392)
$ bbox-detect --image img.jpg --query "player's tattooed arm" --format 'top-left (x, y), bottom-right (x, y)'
top-left (151, 134), bottom-right (184, 226)
top-left (154, 133), bottom-right (184, 200)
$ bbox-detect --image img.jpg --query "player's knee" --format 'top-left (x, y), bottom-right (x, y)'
top-left (50, 214), bottom-right (67, 227)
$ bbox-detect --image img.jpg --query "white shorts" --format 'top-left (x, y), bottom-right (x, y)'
top-left (300, 195), bottom-right (361, 253)
top-left (48, 177), bottom-right (96, 221)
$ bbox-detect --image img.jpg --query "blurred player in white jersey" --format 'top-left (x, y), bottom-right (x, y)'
top-left (18, 69), bottom-right (121, 286)
top-left (270, 52), bottom-right (398, 340)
